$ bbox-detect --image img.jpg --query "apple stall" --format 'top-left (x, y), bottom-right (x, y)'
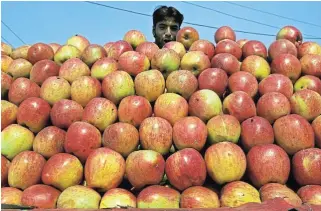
top-left (1, 25), bottom-right (321, 210)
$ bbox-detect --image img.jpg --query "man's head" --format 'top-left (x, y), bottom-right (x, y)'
top-left (152, 6), bottom-right (184, 48)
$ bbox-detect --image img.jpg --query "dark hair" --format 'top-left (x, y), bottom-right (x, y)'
top-left (153, 6), bottom-right (184, 27)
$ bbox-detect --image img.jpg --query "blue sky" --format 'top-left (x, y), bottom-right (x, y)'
top-left (2, 1), bottom-right (321, 49)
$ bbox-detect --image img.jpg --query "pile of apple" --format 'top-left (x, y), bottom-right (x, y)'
top-left (1, 25), bottom-right (321, 209)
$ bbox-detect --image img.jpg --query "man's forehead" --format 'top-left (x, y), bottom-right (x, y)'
top-left (156, 18), bottom-right (179, 26)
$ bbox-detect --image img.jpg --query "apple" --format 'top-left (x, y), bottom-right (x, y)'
top-left (21, 184), bottom-right (61, 209)
top-left (257, 92), bottom-right (291, 123)
top-left (81, 44), bottom-right (107, 67)
top-left (107, 40), bottom-right (133, 61)
top-left (103, 42), bottom-right (114, 53)
top-left (223, 91), bottom-right (256, 122)
top-left (297, 185), bottom-right (321, 205)
top-left (123, 30), bottom-right (146, 49)
top-left (294, 75), bottom-right (321, 95)
top-left (66, 34), bottom-right (90, 53)
top-left (1, 155), bottom-right (10, 187)
top-left (1, 55), bottom-right (13, 73)
top-left (176, 26), bottom-right (200, 50)
top-left (189, 39), bottom-right (216, 60)
top-left (1, 124), bottom-right (34, 160)
top-left (220, 181), bottom-right (261, 207)
top-left (137, 185), bottom-right (180, 208)
top-left (215, 40), bottom-right (242, 60)
top-left (85, 147), bottom-right (125, 191)
top-left (268, 39), bottom-right (297, 61)
top-left (242, 40), bottom-right (267, 59)
top-left (271, 53), bottom-right (301, 82)
top-left (205, 142), bottom-right (246, 185)
top-left (164, 41), bottom-right (186, 58)
top-left (27, 43), bottom-right (54, 64)
top-left (8, 78), bottom-right (40, 105)
top-left (42, 153), bottom-right (83, 191)
top-left (126, 150), bottom-right (165, 189)
top-left (17, 97), bottom-right (51, 133)
top-left (259, 73), bottom-right (293, 99)
top-left (49, 43), bottom-right (61, 54)
top-left (54, 44), bottom-right (81, 65)
top-left (228, 71), bottom-right (258, 98)
top-left (102, 122), bottom-right (139, 157)
top-left (188, 89), bottom-right (223, 122)
top-left (274, 114), bottom-right (315, 155)
top-left (237, 39), bottom-right (249, 48)
top-left (59, 58), bottom-right (90, 83)
top-left (33, 126), bottom-right (66, 159)
top-left (173, 116), bottom-right (207, 151)
top-left (1, 72), bottom-right (13, 98)
top-left (300, 54), bottom-right (321, 77)
top-left (30, 59), bottom-right (60, 85)
top-left (198, 68), bottom-right (228, 97)
top-left (312, 115), bottom-right (321, 148)
top-left (118, 51), bottom-right (150, 76)
top-left (1, 187), bottom-right (23, 205)
top-left (154, 93), bottom-right (188, 126)
top-left (136, 41), bottom-right (159, 61)
top-left (180, 186), bottom-right (220, 208)
top-left (298, 41), bottom-right (321, 59)
top-left (1, 42), bottom-right (13, 56)
top-left (181, 51), bottom-right (211, 76)
top-left (8, 151), bottom-right (46, 190)
top-left (290, 89), bottom-right (321, 121)
top-left (118, 95), bottom-right (152, 127)
top-left (7, 58), bottom-right (33, 79)
top-left (1, 100), bottom-right (18, 130)
top-left (71, 76), bottom-right (101, 107)
top-left (91, 57), bottom-right (118, 80)
top-left (276, 25), bottom-right (303, 46)
top-left (57, 185), bottom-right (101, 209)
top-left (211, 53), bottom-right (241, 75)
top-left (151, 48), bottom-right (180, 78)
top-left (100, 188), bottom-right (136, 208)
top-left (11, 45), bottom-right (30, 60)
top-left (215, 26), bottom-right (236, 43)
top-left (166, 70), bottom-right (198, 100)
top-left (134, 69), bottom-right (165, 102)
top-left (241, 116), bottom-right (274, 152)
top-left (292, 148), bottom-right (321, 186)
top-left (40, 76), bottom-right (71, 106)
top-left (260, 183), bottom-right (302, 207)
top-left (102, 70), bottom-right (135, 105)
top-left (64, 121), bottom-right (101, 163)
top-left (139, 117), bottom-right (172, 155)
top-left (241, 55), bottom-right (271, 81)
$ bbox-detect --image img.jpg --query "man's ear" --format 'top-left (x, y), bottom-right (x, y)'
top-left (152, 27), bottom-right (156, 38)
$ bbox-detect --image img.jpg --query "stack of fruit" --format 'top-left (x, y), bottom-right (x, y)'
top-left (1, 25), bottom-right (321, 210)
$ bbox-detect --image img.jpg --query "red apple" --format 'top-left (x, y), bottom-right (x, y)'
top-left (241, 116), bottom-right (274, 151)
top-left (257, 92), bottom-right (291, 123)
top-left (189, 39), bottom-right (215, 60)
top-left (176, 26), bottom-right (200, 50)
top-left (7, 58), bottom-right (33, 79)
top-left (215, 40), bottom-right (242, 60)
top-left (54, 44), bottom-right (81, 65)
top-left (102, 70), bottom-right (135, 105)
top-left (294, 75), bottom-right (321, 95)
top-left (268, 39), bottom-right (297, 61)
top-left (276, 25), bottom-right (303, 46)
top-left (228, 71), bottom-right (258, 98)
top-left (103, 42), bottom-right (114, 53)
top-left (100, 188), bottom-right (136, 208)
top-left (259, 73), bottom-right (294, 99)
top-left (27, 43), bottom-right (54, 64)
top-left (91, 57), bottom-right (118, 80)
top-left (312, 115), bottom-right (321, 148)
top-left (241, 55), bottom-right (271, 81)
top-left (297, 185), bottom-right (321, 205)
top-left (273, 114), bottom-right (315, 155)
top-left (271, 53), bottom-right (301, 82)
top-left (9, 78), bottom-right (40, 105)
top-left (164, 41), bottom-right (186, 58)
top-left (242, 40), bottom-right (267, 59)
top-left (215, 26), bottom-right (236, 43)
top-left (30, 59), bottom-right (60, 85)
top-left (237, 39), bottom-right (249, 48)
top-left (180, 186), bottom-right (220, 208)
top-left (298, 41), bottom-right (321, 59)
top-left (64, 121), bottom-right (101, 163)
top-left (118, 95), bottom-right (152, 127)
top-left (198, 68), bottom-right (228, 97)
top-left (1, 54), bottom-right (13, 73)
top-left (151, 48), bottom-right (180, 78)
top-left (223, 91), bottom-right (256, 122)
top-left (1, 155), bottom-right (10, 187)
top-left (173, 116), bottom-right (207, 151)
top-left (166, 70), bottom-right (198, 100)
top-left (292, 148), bottom-right (321, 186)
top-left (211, 53), bottom-right (241, 75)
top-left (107, 40), bottom-right (133, 61)
top-left (118, 51), bottom-right (150, 76)
top-left (188, 89), bottom-right (223, 122)
top-left (136, 42), bottom-right (159, 61)
top-left (1, 187), bottom-right (23, 205)
top-left (85, 147), bottom-right (125, 191)
top-left (300, 54), bottom-right (321, 77)
top-left (139, 117), bottom-right (172, 155)
top-left (33, 126), bottom-right (66, 159)
top-left (67, 34), bottom-right (90, 53)
top-left (49, 43), bottom-right (61, 54)
top-left (40, 76), bottom-right (71, 106)
top-left (8, 151), bottom-right (46, 190)
top-left (71, 76), bottom-right (101, 107)
top-left (42, 153), bottom-right (83, 191)
top-left (1, 72), bottom-right (13, 98)
top-left (21, 184), bottom-right (61, 209)
top-left (11, 45), bottom-right (30, 60)
top-left (81, 44), bottom-right (107, 67)
top-left (126, 150), bottom-right (165, 189)
top-left (154, 93), bottom-right (188, 126)
top-left (205, 142), bottom-right (246, 185)
top-left (1, 100), bottom-right (18, 130)
top-left (102, 122), bottom-right (139, 157)
top-left (59, 58), bottom-right (90, 83)
top-left (123, 30), bottom-right (146, 49)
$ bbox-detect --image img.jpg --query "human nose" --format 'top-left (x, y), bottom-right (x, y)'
top-left (164, 27), bottom-right (172, 37)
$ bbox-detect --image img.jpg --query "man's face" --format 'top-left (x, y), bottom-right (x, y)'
top-left (153, 17), bottom-right (180, 48)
